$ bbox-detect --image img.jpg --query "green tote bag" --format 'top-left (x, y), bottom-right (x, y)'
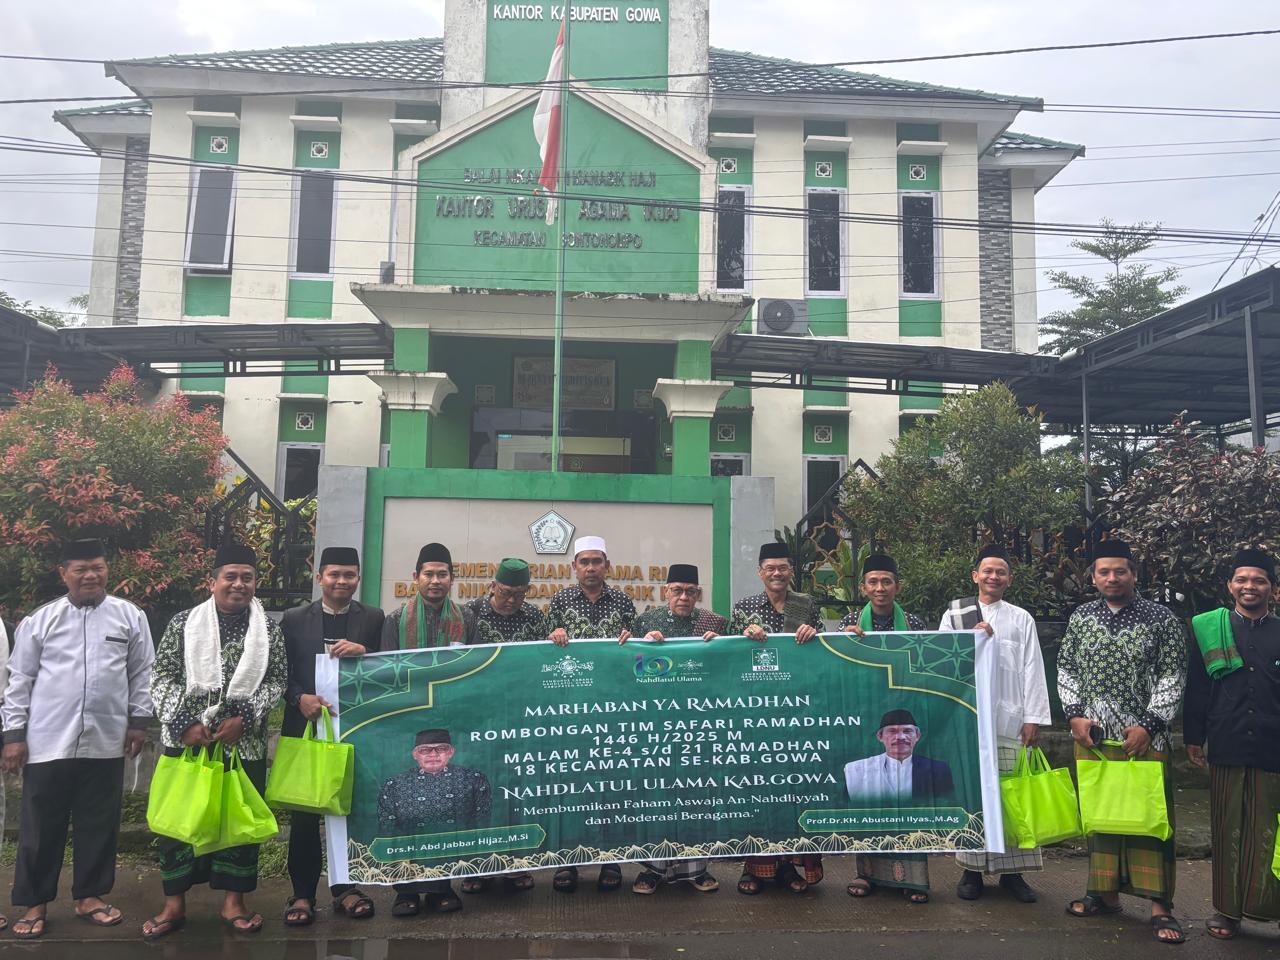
top-left (146, 744), bottom-right (224, 846)
top-left (194, 747), bottom-right (279, 857)
top-left (1273, 815), bottom-right (1280, 881)
top-left (1076, 746), bottom-right (1172, 841)
top-left (265, 707), bottom-right (355, 815)
top-left (1000, 746), bottom-right (1083, 848)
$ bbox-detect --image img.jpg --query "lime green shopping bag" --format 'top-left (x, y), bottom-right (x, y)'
top-left (1272, 815), bottom-right (1280, 881)
top-left (265, 707), bottom-right (354, 815)
top-left (1076, 745), bottom-right (1171, 841)
top-left (194, 747), bottom-right (279, 857)
top-left (1000, 746), bottom-right (1083, 848)
top-left (146, 744), bottom-right (224, 846)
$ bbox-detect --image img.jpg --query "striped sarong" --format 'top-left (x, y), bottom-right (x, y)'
top-left (1209, 765), bottom-right (1280, 922)
top-left (1076, 741), bottom-right (1176, 907)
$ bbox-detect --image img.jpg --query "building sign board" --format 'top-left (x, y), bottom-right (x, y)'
top-left (513, 356), bottom-right (615, 410)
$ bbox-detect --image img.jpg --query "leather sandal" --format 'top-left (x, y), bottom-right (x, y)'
top-left (736, 871), bottom-right (761, 896)
top-left (632, 869), bottom-right (663, 894)
top-left (333, 890), bottom-right (375, 919)
top-left (1067, 895), bottom-right (1123, 917)
top-left (1206, 913), bottom-right (1239, 940)
top-left (552, 867), bottom-right (578, 893)
top-left (1150, 914), bottom-right (1186, 945)
top-left (597, 864), bottom-right (623, 892)
top-left (391, 893), bottom-right (421, 917)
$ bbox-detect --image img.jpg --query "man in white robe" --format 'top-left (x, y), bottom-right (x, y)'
top-left (1, 539), bottom-right (154, 938)
top-left (941, 544), bottom-right (1050, 904)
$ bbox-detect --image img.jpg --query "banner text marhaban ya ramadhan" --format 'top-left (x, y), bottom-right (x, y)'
top-left (322, 634), bottom-right (1001, 884)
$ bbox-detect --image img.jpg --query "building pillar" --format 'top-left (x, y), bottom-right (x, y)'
top-left (369, 329), bottom-right (456, 469)
top-left (653, 378), bottom-right (732, 476)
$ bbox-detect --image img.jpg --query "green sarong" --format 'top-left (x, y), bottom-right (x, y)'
top-left (1209, 765), bottom-right (1280, 922)
top-left (1076, 741), bottom-right (1176, 906)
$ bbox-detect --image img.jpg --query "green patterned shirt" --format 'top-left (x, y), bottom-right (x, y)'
top-left (468, 596), bottom-right (548, 644)
top-left (545, 585), bottom-right (636, 639)
top-left (633, 605), bottom-right (729, 638)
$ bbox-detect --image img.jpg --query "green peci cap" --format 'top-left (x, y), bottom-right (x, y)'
top-left (495, 557), bottom-right (531, 587)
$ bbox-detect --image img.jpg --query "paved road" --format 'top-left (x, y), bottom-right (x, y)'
top-left (1, 856), bottom-right (1276, 958)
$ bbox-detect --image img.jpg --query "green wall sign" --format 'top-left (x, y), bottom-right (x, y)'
top-left (414, 97), bottom-right (701, 294)
top-left (485, 2), bottom-right (669, 90)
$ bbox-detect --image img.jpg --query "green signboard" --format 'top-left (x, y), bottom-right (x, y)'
top-left (413, 96), bottom-right (701, 293)
top-left (485, 2), bottom-right (670, 90)
top-left (320, 632), bottom-right (1001, 884)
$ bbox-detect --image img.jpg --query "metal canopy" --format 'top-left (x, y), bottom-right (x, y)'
top-left (713, 267), bottom-right (1280, 438)
top-left (1010, 266), bottom-right (1280, 432)
top-left (2, 318), bottom-right (396, 399)
top-left (713, 334), bottom-right (1056, 397)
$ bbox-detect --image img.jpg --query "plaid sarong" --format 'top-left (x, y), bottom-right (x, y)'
top-left (1076, 740), bottom-right (1176, 907)
top-left (957, 740), bottom-right (1044, 875)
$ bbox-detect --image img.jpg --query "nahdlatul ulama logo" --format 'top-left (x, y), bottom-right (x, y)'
top-left (541, 653), bottom-right (595, 689)
top-left (632, 653), bottom-right (706, 685)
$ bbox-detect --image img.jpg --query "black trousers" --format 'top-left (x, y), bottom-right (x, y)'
top-left (286, 811), bottom-right (352, 901)
top-left (12, 757), bottom-right (125, 906)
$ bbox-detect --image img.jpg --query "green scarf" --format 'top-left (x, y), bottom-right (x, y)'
top-left (1191, 607), bottom-right (1244, 679)
top-left (859, 601), bottom-right (908, 632)
top-left (399, 591), bottom-right (467, 649)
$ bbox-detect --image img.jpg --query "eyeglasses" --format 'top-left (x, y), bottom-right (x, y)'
top-left (760, 565), bottom-right (792, 575)
top-left (667, 587), bottom-right (699, 597)
top-left (415, 745), bottom-right (452, 755)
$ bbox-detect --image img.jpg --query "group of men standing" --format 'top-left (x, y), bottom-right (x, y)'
top-left (0, 532), bottom-right (1275, 945)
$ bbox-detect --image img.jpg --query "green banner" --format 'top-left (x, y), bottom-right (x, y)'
top-left (320, 632), bottom-right (999, 884)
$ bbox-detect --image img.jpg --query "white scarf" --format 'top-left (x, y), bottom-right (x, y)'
top-left (183, 596), bottom-right (270, 727)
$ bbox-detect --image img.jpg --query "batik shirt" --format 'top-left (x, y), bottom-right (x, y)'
top-left (468, 596), bottom-right (548, 644)
top-left (377, 764), bottom-right (492, 833)
top-left (633, 605), bottom-right (729, 638)
top-left (545, 585), bottom-right (636, 639)
top-left (1057, 597), bottom-right (1187, 751)
top-left (840, 608), bottom-right (926, 631)
top-left (728, 593), bottom-right (824, 635)
top-left (152, 607), bottom-right (288, 761)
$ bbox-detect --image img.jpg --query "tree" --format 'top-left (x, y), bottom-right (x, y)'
top-left (0, 365), bottom-right (227, 619)
top-left (1041, 220), bottom-right (1189, 495)
top-left (839, 385), bottom-right (1084, 618)
top-left (1108, 415), bottom-right (1280, 615)
top-left (0, 289), bottom-right (90, 328)
top-left (1041, 220), bottom-right (1187, 356)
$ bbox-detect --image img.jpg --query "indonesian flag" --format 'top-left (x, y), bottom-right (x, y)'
top-left (533, 19), bottom-right (566, 224)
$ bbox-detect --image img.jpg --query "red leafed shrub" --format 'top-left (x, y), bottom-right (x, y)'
top-left (0, 365), bottom-right (226, 617)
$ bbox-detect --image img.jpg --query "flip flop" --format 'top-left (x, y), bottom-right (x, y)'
top-left (632, 870), bottom-right (663, 895)
top-left (222, 912), bottom-right (263, 934)
top-left (283, 897), bottom-right (315, 927)
top-left (141, 915), bottom-right (185, 941)
top-left (12, 915), bottom-right (46, 940)
top-left (687, 872), bottom-right (719, 893)
top-left (775, 862), bottom-right (808, 894)
top-left (736, 871), bottom-right (761, 896)
top-left (76, 904), bottom-right (123, 927)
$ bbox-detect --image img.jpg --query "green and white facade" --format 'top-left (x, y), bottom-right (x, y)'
top-left (56, 0), bottom-right (1080, 613)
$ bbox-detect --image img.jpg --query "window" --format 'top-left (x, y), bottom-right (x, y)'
top-left (716, 186), bottom-right (749, 292)
top-left (276, 443), bottom-right (323, 500)
top-left (711, 453), bottom-right (750, 477)
top-left (806, 189), bottom-right (844, 295)
top-left (292, 172), bottom-right (337, 276)
top-left (184, 167), bottom-right (236, 271)
top-left (901, 192), bottom-right (940, 297)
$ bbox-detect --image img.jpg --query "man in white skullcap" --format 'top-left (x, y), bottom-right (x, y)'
top-left (543, 535), bottom-right (635, 895)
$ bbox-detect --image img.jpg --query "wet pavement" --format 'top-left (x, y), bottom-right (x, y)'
top-left (0, 856), bottom-right (1277, 958)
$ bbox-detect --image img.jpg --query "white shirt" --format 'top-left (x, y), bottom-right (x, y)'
top-left (844, 753), bottom-right (913, 802)
top-left (2, 595), bottom-right (155, 763)
top-left (940, 598), bottom-right (1051, 742)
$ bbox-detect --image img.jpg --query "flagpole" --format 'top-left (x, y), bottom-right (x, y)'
top-left (550, 10), bottom-right (572, 473)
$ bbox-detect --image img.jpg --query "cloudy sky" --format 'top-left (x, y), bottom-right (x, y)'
top-left (2, 0), bottom-right (1277, 323)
